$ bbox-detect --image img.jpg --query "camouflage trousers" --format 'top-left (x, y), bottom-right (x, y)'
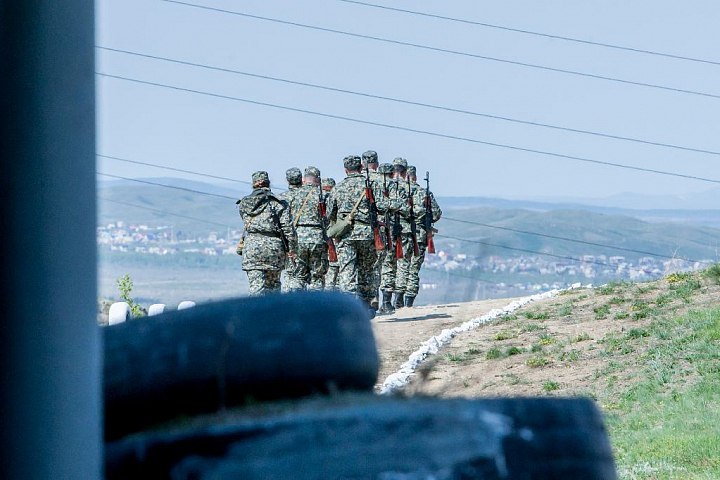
top-left (380, 242), bottom-right (398, 292)
top-left (246, 270), bottom-right (282, 296)
top-left (395, 233), bottom-right (426, 298)
top-left (337, 238), bottom-right (377, 304)
top-left (286, 242), bottom-right (329, 292)
top-left (371, 248), bottom-right (387, 298)
top-left (325, 264), bottom-right (339, 290)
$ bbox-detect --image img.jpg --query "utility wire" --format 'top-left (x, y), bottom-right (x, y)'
top-left (159, 0), bottom-right (720, 100)
top-left (97, 172), bottom-right (238, 200)
top-left (97, 46), bottom-right (720, 157)
top-left (98, 196), bottom-right (234, 228)
top-left (337, 0), bottom-right (720, 67)
top-left (442, 216), bottom-right (709, 264)
top-left (97, 72), bottom-right (720, 185)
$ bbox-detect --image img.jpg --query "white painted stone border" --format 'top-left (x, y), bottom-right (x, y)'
top-left (379, 285), bottom-right (589, 395)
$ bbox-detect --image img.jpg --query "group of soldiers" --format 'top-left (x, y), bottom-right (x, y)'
top-left (236, 150), bottom-right (442, 316)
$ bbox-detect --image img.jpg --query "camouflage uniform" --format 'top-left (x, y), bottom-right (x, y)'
top-left (376, 163), bottom-right (406, 313)
top-left (327, 156), bottom-right (383, 310)
top-left (362, 150), bottom-right (384, 308)
top-left (395, 165), bottom-right (442, 306)
top-left (322, 178), bottom-right (339, 291)
top-left (278, 168), bottom-right (305, 291)
top-left (237, 171), bottom-right (297, 296)
top-left (286, 166), bottom-right (329, 291)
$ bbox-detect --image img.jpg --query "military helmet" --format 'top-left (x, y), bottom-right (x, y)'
top-left (304, 166), bottom-right (321, 178)
top-left (252, 171), bottom-right (269, 185)
top-left (285, 167), bottom-right (302, 185)
top-left (362, 150), bottom-right (378, 164)
top-left (343, 155), bottom-right (362, 170)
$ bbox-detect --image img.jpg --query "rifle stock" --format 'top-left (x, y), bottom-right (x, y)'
top-left (365, 165), bottom-right (385, 251)
top-left (407, 179), bottom-right (420, 257)
top-left (424, 171), bottom-right (436, 254)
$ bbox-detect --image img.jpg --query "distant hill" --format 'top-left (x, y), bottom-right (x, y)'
top-left (98, 178), bottom-right (720, 262)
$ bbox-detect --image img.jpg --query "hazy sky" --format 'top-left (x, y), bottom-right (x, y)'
top-left (96, 0), bottom-right (720, 201)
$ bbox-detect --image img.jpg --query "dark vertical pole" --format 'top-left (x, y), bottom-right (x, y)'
top-left (0, 2), bottom-right (100, 478)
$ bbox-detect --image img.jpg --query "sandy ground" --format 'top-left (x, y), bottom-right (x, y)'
top-left (372, 274), bottom-right (720, 400)
top-left (371, 296), bottom-right (525, 389)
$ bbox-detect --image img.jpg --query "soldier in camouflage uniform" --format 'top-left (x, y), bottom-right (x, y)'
top-left (377, 162), bottom-right (405, 314)
top-left (327, 155), bottom-right (382, 315)
top-left (361, 150), bottom-right (383, 309)
top-left (395, 165), bottom-right (442, 307)
top-left (286, 166), bottom-right (329, 291)
top-left (278, 167), bottom-right (305, 291)
top-left (322, 177), bottom-right (339, 290)
top-left (237, 171), bottom-right (297, 296)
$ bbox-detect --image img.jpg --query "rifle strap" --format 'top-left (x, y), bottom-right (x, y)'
top-left (293, 188), bottom-right (315, 228)
top-left (347, 190), bottom-right (366, 224)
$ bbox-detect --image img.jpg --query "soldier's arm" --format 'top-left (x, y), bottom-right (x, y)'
top-left (431, 193), bottom-right (442, 222)
top-left (279, 201), bottom-right (298, 253)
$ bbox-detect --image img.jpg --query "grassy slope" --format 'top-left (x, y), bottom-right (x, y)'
top-left (406, 267), bottom-right (720, 479)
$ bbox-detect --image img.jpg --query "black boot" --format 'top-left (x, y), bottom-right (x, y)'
top-left (405, 295), bottom-right (415, 308)
top-left (379, 290), bottom-right (395, 315)
top-left (394, 292), bottom-right (405, 310)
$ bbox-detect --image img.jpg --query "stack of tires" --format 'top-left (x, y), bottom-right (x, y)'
top-left (104, 292), bottom-right (617, 479)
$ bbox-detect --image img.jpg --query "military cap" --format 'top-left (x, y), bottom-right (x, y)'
top-left (407, 165), bottom-right (417, 176)
top-left (362, 150), bottom-right (379, 164)
top-left (304, 166), bottom-right (321, 178)
top-left (378, 163), bottom-right (394, 175)
top-left (286, 167), bottom-right (302, 185)
top-left (252, 171), bottom-right (269, 184)
top-left (344, 155), bottom-right (362, 170)
top-left (393, 157), bottom-right (408, 169)
top-left (323, 177), bottom-right (336, 187)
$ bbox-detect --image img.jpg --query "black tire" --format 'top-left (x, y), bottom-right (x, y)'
top-left (103, 292), bottom-right (378, 441)
top-left (105, 396), bottom-right (617, 479)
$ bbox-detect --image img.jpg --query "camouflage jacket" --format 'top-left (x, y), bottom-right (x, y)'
top-left (328, 173), bottom-right (380, 241)
top-left (291, 184), bottom-right (326, 246)
top-left (278, 185), bottom-right (304, 213)
top-left (237, 188), bottom-right (297, 271)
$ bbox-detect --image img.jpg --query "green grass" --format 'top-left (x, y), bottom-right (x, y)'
top-left (606, 307), bottom-right (720, 479)
top-left (526, 357), bottom-right (550, 368)
top-left (506, 346), bottom-right (524, 356)
top-left (614, 312), bottom-right (630, 320)
top-left (445, 352), bottom-right (465, 362)
top-left (542, 379), bottom-right (560, 392)
top-left (485, 347), bottom-right (504, 360)
top-left (594, 304), bottom-right (611, 319)
top-left (559, 349), bottom-right (581, 362)
top-left (520, 323), bottom-right (546, 333)
top-left (572, 333), bottom-right (592, 343)
top-left (493, 330), bottom-right (518, 341)
top-left (703, 264), bottom-right (720, 284)
top-left (523, 311), bottom-right (550, 320)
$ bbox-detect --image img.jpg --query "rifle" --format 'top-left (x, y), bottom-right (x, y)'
top-left (365, 165), bottom-right (385, 251)
top-left (392, 179), bottom-right (404, 260)
top-left (382, 175), bottom-right (392, 250)
top-left (318, 179), bottom-right (338, 262)
top-left (423, 171), bottom-right (436, 254)
top-left (407, 178), bottom-right (420, 257)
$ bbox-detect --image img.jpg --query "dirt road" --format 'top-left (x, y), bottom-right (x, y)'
top-left (371, 296), bottom-right (525, 388)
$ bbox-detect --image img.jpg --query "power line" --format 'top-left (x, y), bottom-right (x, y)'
top-left (442, 216), bottom-right (709, 264)
top-left (97, 46), bottom-right (720, 157)
top-left (159, 0), bottom-right (720, 100)
top-left (97, 172), bottom-right (237, 200)
top-left (96, 72), bottom-right (720, 185)
top-left (98, 196), bottom-right (234, 228)
top-left (337, 0), bottom-right (720, 67)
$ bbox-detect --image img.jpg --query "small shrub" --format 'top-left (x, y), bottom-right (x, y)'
top-left (531, 344), bottom-right (543, 353)
top-left (116, 274), bottom-right (144, 318)
top-left (631, 300), bottom-right (648, 311)
top-left (543, 380), bottom-right (560, 392)
top-left (614, 312), bottom-right (629, 320)
top-left (506, 346), bottom-right (524, 356)
top-left (485, 347), bottom-right (504, 360)
top-left (594, 305), bottom-right (611, 319)
top-left (626, 328), bottom-right (650, 339)
top-left (703, 263), bottom-right (720, 284)
top-left (526, 357), bottom-right (550, 368)
top-left (666, 271), bottom-right (690, 283)
top-left (572, 333), bottom-right (591, 343)
top-left (655, 294), bottom-right (672, 306)
top-left (558, 306), bottom-right (573, 316)
top-left (494, 330), bottom-right (518, 341)
top-left (521, 323), bottom-right (546, 333)
top-left (446, 352), bottom-right (465, 362)
top-left (538, 334), bottom-right (555, 346)
top-left (609, 296), bottom-right (627, 305)
top-left (633, 310), bottom-right (649, 320)
top-left (464, 348), bottom-right (482, 356)
top-left (524, 311), bottom-right (549, 320)
top-left (559, 349), bottom-right (581, 362)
